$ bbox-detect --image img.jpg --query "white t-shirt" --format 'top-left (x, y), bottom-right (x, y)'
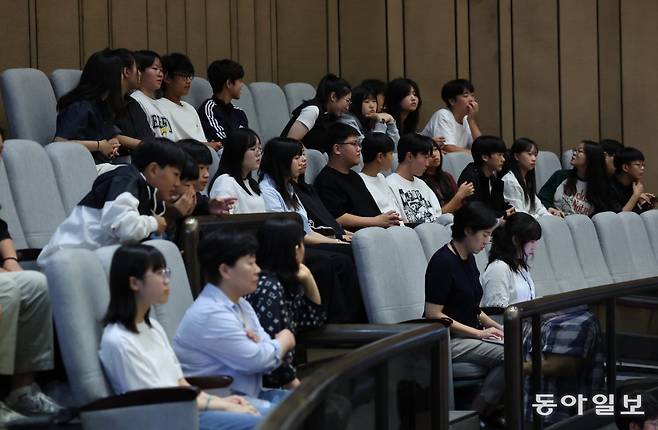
top-left (209, 173), bottom-right (266, 214)
top-left (295, 105), bottom-right (320, 130)
top-left (157, 98), bottom-right (207, 142)
top-left (553, 177), bottom-right (592, 216)
top-left (130, 91), bottom-right (176, 139)
top-left (358, 172), bottom-right (401, 214)
top-left (502, 172), bottom-right (550, 218)
top-left (386, 173), bottom-right (442, 223)
top-left (99, 319), bottom-right (183, 394)
top-left (421, 108), bottom-right (472, 149)
top-left (480, 260), bottom-right (535, 308)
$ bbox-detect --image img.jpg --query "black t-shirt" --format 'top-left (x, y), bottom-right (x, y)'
top-left (610, 176), bottom-right (638, 213)
top-left (0, 218), bottom-right (10, 241)
top-left (425, 244), bottom-right (483, 329)
top-left (197, 97), bottom-right (249, 143)
top-left (294, 181), bottom-right (346, 237)
top-left (458, 162), bottom-right (507, 217)
top-left (115, 96), bottom-right (153, 142)
top-left (314, 166), bottom-right (381, 220)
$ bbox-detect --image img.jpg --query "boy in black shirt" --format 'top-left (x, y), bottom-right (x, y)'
top-left (610, 147), bottom-right (655, 213)
top-left (314, 123), bottom-right (401, 229)
top-left (198, 59), bottom-right (249, 146)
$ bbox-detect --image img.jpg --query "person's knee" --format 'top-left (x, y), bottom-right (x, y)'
top-left (0, 276), bottom-right (21, 307)
top-left (21, 271), bottom-right (49, 299)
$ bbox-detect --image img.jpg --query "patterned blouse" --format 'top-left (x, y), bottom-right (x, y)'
top-left (246, 272), bottom-right (327, 387)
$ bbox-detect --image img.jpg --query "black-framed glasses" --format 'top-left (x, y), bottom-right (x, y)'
top-left (174, 73), bottom-right (194, 81)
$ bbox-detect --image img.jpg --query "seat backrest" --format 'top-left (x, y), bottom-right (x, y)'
top-left (282, 83), bottom-right (316, 115)
top-left (618, 211), bottom-right (658, 278)
top-left (305, 149), bottom-right (328, 184)
top-left (528, 231), bottom-right (560, 298)
top-left (641, 210), bottom-right (658, 265)
top-left (49, 69), bottom-right (82, 100)
top-left (232, 84), bottom-right (262, 137)
top-left (248, 82), bottom-right (290, 144)
top-left (3, 140), bottom-right (68, 248)
top-left (536, 151), bottom-right (561, 190)
top-left (0, 68), bottom-right (57, 145)
top-left (0, 160), bottom-right (28, 249)
top-left (414, 223), bottom-right (452, 262)
top-left (181, 76), bottom-right (212, 111)
top-left (565, 214), bottom-right (613, 287)
top-left (537, 215), bottom-right (588, 293)
top-left (203, 147), bottom-right (221, 195)
top-left (45, 142), bottom-right (97, 214)
top-left (592, 212), bottom-right (636, 282)
top-left (562, 150), bottom-right (573, 169)
top-left (442, 152), bottom-right (473, 180)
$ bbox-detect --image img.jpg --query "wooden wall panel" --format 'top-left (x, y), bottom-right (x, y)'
top-left (166, 0), bottom-right (186, 53)
top-left (404, 0), bottom-right (456, 130)
top-left (0, 0), bottom-right (32, 70)
top-left (326, 0), bottom-right (340, 74)
top-left (498, 0), bottom-right (514, 144)
top-left (456, 0), bottom-right (470, 78)
top-left (111, 0), bottom-right (148, 51)
top-left (339, 0), bottom-right (387, 86)
top-left (597, 0), bottom-right (622, 141)
top-left (469, 0), bottom-right (500, 137)
top-left (254, 0), bottom-right (273, 81)
top-left (236, 0), bottom-right (256, 82)
top-left (81, 0), bottom-right (109, 62)
top-left (147, 0), bottom-right (168, 54)
top-left (559, 0), bottom-right (599, 147)
top-left (386, 0), bottom-right (404, 80)
top-left (206, 0), bottom-right (232, 65)
top-left (186, 0), bottom-right (208, 77)
top-left (35, 0), bottom-right (81, 73)
top-left (512, 0), bottom-right (561, 154)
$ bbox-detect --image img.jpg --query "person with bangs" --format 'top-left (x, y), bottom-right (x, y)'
top-left (358, 132), bottom-right (403, 215)
top-left (209, 129), bottom-right (266, 214)
top-left (384, 78), bottom-right (422, 136)
top-left (610, 147), bottom-right (656, 213)
top-left (282, 74), bottom-right (352, 152)
top-left (502, 138), bottom-right (563, 218)
top-left (338, 85), bottom-right (399, 145)
top-left (360, 79), bottom-right (386, 113)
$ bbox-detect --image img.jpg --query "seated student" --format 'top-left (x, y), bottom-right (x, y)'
top-left (458, 135), bottom-right (513, 219)
top-left (421, 79), bottom-right (481, 154)
top-left (55, 49), bottom-right (124, 165)
top-left (314, 124), bottom-right (401, 229)
top-left (209, 129), bottom-right (265, 214)
top-left (479, 213), bottom-right (603, 426)
top-left (421, 139), bottom-right (474, 213)
top-left (38, 138), bottom-right (183, 263)
top-left (424, 202), bottom-right (504, 424)
top-left (282, 74), bottom-right (351, 152)
top-left (108, 48), bottom-right (144, 153)
top-left (100, 244), bottom-right (261, 430)
top-left (174, 230), bottom-right (295, 405)
top-left (119, 50), bottom-right (176, 140)
top-left (610, 147), bottom-right (656, 213)
top-left (161, 155), bottom-right (201, 241)
top-left (538, 141), bottom-right (616, 216)
top-left (384, 78), bottom-right (421, 136)
top-left (359, 133), bottom-right (403, 214)
top-left (158, 53), bottom-right (215, 146)
top-left (198, 59), bottom-right (248, 147)
top-left (503, 138), bottom-right (563, 218)
top-left (248, 218), bottom-right (326, 389)
top-left (387, 133), bottom-right (444, 224)
top-left (615, 390), bottom-right (658, 430)
top-left (338, 86), bottom-right (399, 144)
top-left (600, 138), bottom-right (624, 176)
top-left (360, 78), bottom-right (386, 113)
top-left (0, 221), bottom-right (61, 425)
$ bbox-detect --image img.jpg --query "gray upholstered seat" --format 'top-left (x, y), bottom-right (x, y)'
top-left (537, 215), bottom-right (588, 293)
top-left (282, 82), bottom-right (316, 115)
top-left (0, 68), bottom-right (57, 145)
top-left (248, 82), bottom-right (291, 144)
top-left (562, 150), bottom-right (573, 169)
top-left (0, 160), bottom-right (28, 250)
top-left (49, 69), bottom-right (82, 100)
top-left (45, 142), bottom-right (97, 214)
top-left (304, 149), bottom-right (328, 184)
top-left (641, 210), bottom-right (658, 265)
top-left (592, 212), bottom-right (636, 282)
top-left (182, 76), bottom-right (213, 110)
top-left (414, 222), bottom-right (452, 261)
top-left (232, 84), bottom-right (262, 137)
top-left (528, 229), bottom-right (560, 298)
top-left (536, 151), bottom-right (561, 190)
top-left (618, 211), bottom-right (658, 279)
top-left (442, 152), bottom-right (473, 181)
top-left (565, 214), bottom-right (613, 287)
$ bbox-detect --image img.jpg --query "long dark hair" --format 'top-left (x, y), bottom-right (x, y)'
top-left (313, 73), bottom-right (351, 109)
top-left (348, 86), bottom-right (378, 132)
top-left (488, 212), bottom-right (542, 272)
top-left (259, 137), bottom-right (304, 210)
top-left (565, 141), bottom-right (614, 213)
top-left (58, 49), bottom-right (125, 116)
top-left (256, 218), bottom-right (305, 295)
top-left (211, 128), bottom-right (261, 195)
top-left (508, 138), bottom-right (539, 212)
top-left (421, 140), bottom-right (456, 203)
top-left (104, 244), bottom-right (166, 333)
top-left (384, 78), bottom-right (421, 134)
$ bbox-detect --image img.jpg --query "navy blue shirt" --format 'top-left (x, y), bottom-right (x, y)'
top-left (56, 100), bottom-right (118, 164)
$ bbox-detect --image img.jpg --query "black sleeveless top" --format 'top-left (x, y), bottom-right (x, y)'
top-left (281, 100), bottom-right (337, 152)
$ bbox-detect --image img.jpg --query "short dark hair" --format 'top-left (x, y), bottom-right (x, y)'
top-left (362, 132), bottom-right (395, 163)
top-left (0, 127), bottom-right (5, 140)
top-left (161, 53), bottom-right (194, 91)
top-left (360, 79), bottom-right (386, 96)
top-left (180, 154), bottom-right (199, 181)
top-left (256, 218), bottom-right (305, 295)
top-left (452, 202), bottom-right (498, 241)
top-left (134, 50), bottom-right (161, 71)
top-left (326, 122), bottom-right (360, 155)
top-left (199, 229), bottom-right (258, 284)
top-left (178, 139), bottom-right (213, 165)
top-left (397, 133), bottom-right (432, 164)
top-left (600, 138), bottom-right (624, 157)
top-left (615, 390), bottom-right (658, 429)
top-left (132, 137), bottom-right (186, 172)
top-left (472, 135), bottom-right (507, 168)
top-left (441, 79), bottom-right (475, 105)
top-left (104, 244), bottom-right (166, 333)
top-left (614, 147), bottom-right (645, 174)
top-left (207, 59), bottom-right (245, 93)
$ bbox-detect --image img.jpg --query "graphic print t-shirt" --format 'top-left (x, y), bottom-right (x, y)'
top-left (386, 173), bottom-right (442, 223)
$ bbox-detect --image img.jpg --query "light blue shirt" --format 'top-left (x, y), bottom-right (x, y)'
top-left (173, 284), bottom-right (282, 397)
top-left (259, 174), bottom-right (311, 235)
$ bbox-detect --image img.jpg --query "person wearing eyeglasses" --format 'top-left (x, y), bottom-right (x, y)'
top-left (610, 147), bottom-right (656, 213)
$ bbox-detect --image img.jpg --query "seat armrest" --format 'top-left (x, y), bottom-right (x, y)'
top-left (297, 323), bottom-right (442, 348)
top-left (617, 295), bottom-right (658, 310)
top-left (480, 306), bottom-right (506, 315)
top-left (186, 375), bottom-right (233, 390)
top-left (79, 387), bottom-right (199, 412)
top-left (16, 248), bottom-right (41, 262)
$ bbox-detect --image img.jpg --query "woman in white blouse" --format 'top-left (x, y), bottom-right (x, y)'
top-left (502, 138), bottom-right (563, 218)
top-left (209, 128), bottom-right (266, 214)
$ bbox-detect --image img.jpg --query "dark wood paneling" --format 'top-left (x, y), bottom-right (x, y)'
top-left (81, 0), bottom-right (109, 63)
top-left (206, 0), bottom-right (232, 64)
top-left (598, 0), bottom-right (622, 141)
top-left (166, 0), bottom-right (186, 53)
top-left (456, 0), bottom-right (470, 78)
top-left (186, 0), bottom-right (207, 77)
top-left (147, 0), bottom-right (168, 54)
top-left (498, 0), bottom-right (514, 144)
top-left (236, 0), bottom-right (256, 82)
top-left (111, 0), bottom-right (148, 50)
top-left (254, 0), bottom-right (273, 81)
top-left (35, 0), bottom-right (81, 73)
top-left (386, 0), bottom-right (404, 80)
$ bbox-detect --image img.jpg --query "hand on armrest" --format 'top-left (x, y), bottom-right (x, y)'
top-left (186, 375), bottom-right (234, 390)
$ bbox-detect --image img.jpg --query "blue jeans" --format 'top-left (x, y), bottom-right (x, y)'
top-left (198, 410), bottom-right (261, 430)
top-left (243, 388), bottom-right (289, 415)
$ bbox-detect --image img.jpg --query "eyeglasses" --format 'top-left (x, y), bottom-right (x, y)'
top-left (145, 267), bottom-right (171, 282)
top-left (174, 73), bottom-right (194, 81)
top-left (341, 139), bottom-right (362, 148)
top-left (249, 145), bottom-right (263, 154)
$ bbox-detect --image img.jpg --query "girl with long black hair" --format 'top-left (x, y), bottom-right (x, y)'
top-left (384, 78), bottom-right (421, 136)
top-left (421, 139), bottom-right (474, 213)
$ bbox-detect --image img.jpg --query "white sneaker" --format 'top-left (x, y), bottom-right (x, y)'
top-left (5, 384), bottom-right (62, 416)
top-left (0, 401), bottom-right (26, 426)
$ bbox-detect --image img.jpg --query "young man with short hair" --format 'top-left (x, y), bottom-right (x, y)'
top-left (198, 59), bottom-right (249, 146)
top-left (314, 123), bottom-right (401, 229)
top-left (458, 135), bottom-right (513, 218)
top-left (359, 132), bottom-right (401, 214)
top-left (386, 133), bottom-right (443, 224)
top-left (421, 79), bottom-right (482, 153)
top-left (610, 147), bottom-right (655, 213)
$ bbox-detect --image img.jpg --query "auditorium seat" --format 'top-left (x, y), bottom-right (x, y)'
top-left (537, 215), bottom-right (588, 293)
top-left (641, 210), bottom-right (658, 265)
top-left (0, 159), bottom-right (28, 249)
top-left (535, 150), bottom-right (561, 190)
top-left (232, 84), bottom-right (262, 137)
top-left (45, 141), bottom-right (97, 214)
top-left (304, 148), bottom-right (328, 184)
top-left (204, 145), bottom-right (221, 195)
top-left (442, 152), bottom-right (473, 181)
top-left (182, 76), bottom-right (212, 110)
top-left (249, 82), bottom-right (291, 144)
top-left (592, 212), bottom-right (636, 282)
top-left (283, 82), bottom-right (316, 115)
top-left (618, 211), bottom-right (658, 278)
top-left (0, 68), bottom-right (57, 145)
top-left (528, 228), bottom-right (561, 298)
top-left (414, 222), bottom-right (452, 262)
top-left (565, 214), bottom-right (614, 287)
top-left (562, 149), bottom-right (573, 169)
top-left (49, 69), bottom-right (82, 100)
